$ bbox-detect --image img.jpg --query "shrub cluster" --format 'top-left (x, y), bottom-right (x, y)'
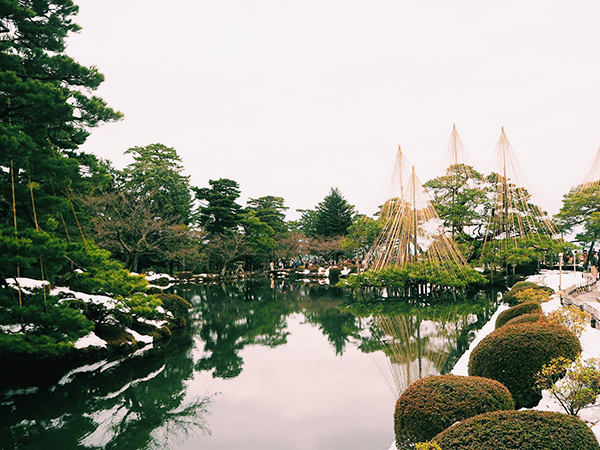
top-left (345, 261), bottom-right (486, 290)
top-left (432, 410), bottom-right (600, 450)
top-left (468, 322), bottom-right (581, 408)
top-left (156, 293), bottom-right (192, 316)
top-left (502, 312), bottom-right (543, 327)
top-left (546, 305), bottom-right (590, 338)
top-left (502, 281), bottom-right (553, 306)
top-left (394, 375), bottom-right (514, 448)
top-left (495, 301), bottom-right (542, 329)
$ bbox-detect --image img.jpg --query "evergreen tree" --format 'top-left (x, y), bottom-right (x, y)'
top-left (0, 0), bottom-right (122, 282)
top-left (247, 196), bottom-right (288, 234)
top-left (313, 187), bottom-right (355, 237)
top-left (556, 183), bottom-right (600, 255)
top-left (424, 164), bottom-right (488, 240)
top-left (121, 143), bottom-right (193, 224)
top-left (194, 179), bottom-right (243, 235)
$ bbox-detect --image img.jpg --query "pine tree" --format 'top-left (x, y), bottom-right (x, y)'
top-left (0, 0), bottom-right (122, 282)
top-left (313, 187), bottom-right (355, 237)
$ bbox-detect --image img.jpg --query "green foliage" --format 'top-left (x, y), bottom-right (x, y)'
top-left (247, 196), bottom-right (288, 234)
top-left (300, 187), bottom-right (355, 238)
top-left (122, 143), bottom-right (193, 224)
top-left (240, 211), bottom-right (276, 264)
top-left (495, 301), bottom-right (542, 329)
top-left (432, 410), bottom-right (600, 450)
top-left (0, 226), bottom-right (67, 283)
top-left (424, 163), bottom-right (488, 241)
top-left (0, 289), bottom-right (94, 342)
top-left (468, 322), bottom-right (581, 408)
top-left (0, 0), bottom-right (122, 272)
top-left (62, 242), bottom-right (148, 297)
top-left (123, 293), bottom-right (162, 320)
top-left (84, 144), bottom-right (200, 273)
top-left (0, 0), bottom-right (122, 153)
top-left (0, 287), bottom-right (94, 373)
top-left (546, 306), bottom-right (590, 338)
top-left (0, 333), bottom-right (76, 373)
top-left (344, 262), bottom-right (486, 290)
top-left (156, 293), bottom-right (192, 316)
top-left (502, 312), bottom-right (543, 328)
top-left (394, 375), bottom-right (514, 448)
top-left (194, 178), bottom-right (243, 234)
top-left (479, 236), bottom-right (558, 276)
top-left (341, 214), bottom-right (382, 259)
top-left (502, 281), bottom-right (553, 306)
top-left (535, 356), bottom-right (600, 415)
top-left (556, 183), bottom-right (600, 248)
top-left (415, 443), bottom-right (442, 450)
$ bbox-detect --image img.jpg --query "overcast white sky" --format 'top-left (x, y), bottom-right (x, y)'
top-left (66, 0), bottom-right (600, 221)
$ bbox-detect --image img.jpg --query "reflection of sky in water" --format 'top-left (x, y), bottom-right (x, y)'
top-left (1, 283), bottom-right (494, 450)
top-left (181, 313), bottom-right (395, 450)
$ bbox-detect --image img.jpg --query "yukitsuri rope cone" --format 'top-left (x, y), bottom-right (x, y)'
top-left (480, 128), bottom-right (559, 267)
top-left (362, 147), bottom-right (473, 285)
top-left (579, 145), bottom-right (600, 189)
top-left (371, 309), bottom-right (460, 397)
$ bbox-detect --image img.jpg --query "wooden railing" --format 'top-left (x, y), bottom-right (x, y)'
top-left (561, 273), bottom-right (600, 328)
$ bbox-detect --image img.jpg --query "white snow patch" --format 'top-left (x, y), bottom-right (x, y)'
top-left (7, 277), bottom-right (49, 291)
top-left (74, 331), bottom-right (107, 349)
top-left (125, 328), bottom-right (153, 344)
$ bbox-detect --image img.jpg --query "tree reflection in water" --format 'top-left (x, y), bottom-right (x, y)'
top-left (0, 280), bottom-right (498, 450)
top-left (0, 332), bottom-right (214, 450)
top-left (347, 289), bottom-right (498, 397)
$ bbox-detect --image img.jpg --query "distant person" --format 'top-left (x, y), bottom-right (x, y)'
top-left (590, 252), bottom-right (599, 280)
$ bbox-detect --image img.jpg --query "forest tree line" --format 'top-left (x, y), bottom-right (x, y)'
top-left (1, 0), bottom-right (600, 290)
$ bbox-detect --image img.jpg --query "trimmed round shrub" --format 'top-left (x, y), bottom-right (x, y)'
top-left (503, 313), bottom-right (543, 328)
top-left (503, 282), bottom-right (553, 306)
top-left (155, 293), bottom-right (191, 316)
top-left (394, 375), bottom-right (514, 448)
top-left (495, 301), bottom-right (542, 329)
top-left (468, 322), bottom-right (581, 408)
top-left (432, 410), bottom-right (600, 450)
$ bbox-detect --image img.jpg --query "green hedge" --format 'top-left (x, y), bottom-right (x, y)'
top-left (503, 313), bottom-right (543, 327)
top-left (394, 375), bottom-right (514, 448)
top-left (468, 322), bottom-right (581, 408)
top-left (155, 293), bottom-right (191, 316)
top-left (495, 301), bottom-right (542, 329)
top-left (502, 282), bottom-right (553, 306)
top-left (432, 410), bottom-right (600, 450)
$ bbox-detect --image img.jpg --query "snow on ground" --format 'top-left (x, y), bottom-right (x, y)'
top-left (125, 328), bottom-right (153, 345)
top-left (6, 277), bottom-right (49, 291)
top-left (74, 331), bottom-right (107, 349)
top-left (51, 285), bottom-right (120, 309)
top-left (144, 271), bottom-right (176, 282)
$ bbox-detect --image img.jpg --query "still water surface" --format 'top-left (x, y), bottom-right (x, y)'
top-left (0, 280), bottom-right (498, 450)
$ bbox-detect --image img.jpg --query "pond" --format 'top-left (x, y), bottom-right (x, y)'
top-left (0, 280), bottom-right (499, 450)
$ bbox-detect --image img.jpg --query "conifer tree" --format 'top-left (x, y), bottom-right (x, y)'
top-left (0, 0), bottom-right (122, 282)
top-left (313, 187), bottom-right (355, 237)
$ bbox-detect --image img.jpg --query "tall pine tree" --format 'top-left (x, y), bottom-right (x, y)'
top-left (0, 0), bottom-right (123, 282)
top-left (306, 187), bottom-right (355, 237)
